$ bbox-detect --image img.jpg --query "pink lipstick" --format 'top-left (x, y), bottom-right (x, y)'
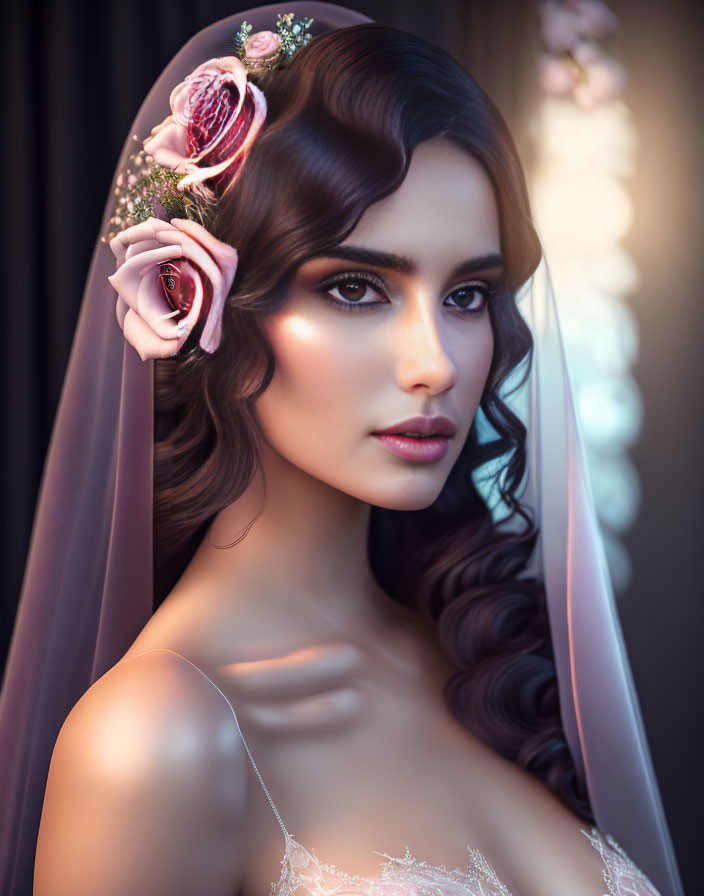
top-left (372, 416), bottom-right (456, 463)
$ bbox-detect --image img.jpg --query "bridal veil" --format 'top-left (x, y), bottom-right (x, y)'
top-left (0, 4), bottom-right (683, 894)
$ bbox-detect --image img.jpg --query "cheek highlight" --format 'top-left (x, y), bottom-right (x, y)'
top-left (266, 309), bottom-right (380, 390)
top-left (279, 313), bottom-right (318, 344)
top-left (255, 310), bottom-right (360, 442)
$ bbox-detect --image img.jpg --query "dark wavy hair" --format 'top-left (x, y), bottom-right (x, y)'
top-left (153, 23), bottom-right (593, 821)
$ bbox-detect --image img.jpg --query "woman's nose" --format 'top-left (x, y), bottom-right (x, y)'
top-left (394, 295), bottom-right (458, 394)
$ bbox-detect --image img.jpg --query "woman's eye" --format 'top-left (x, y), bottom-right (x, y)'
top-left (445, 284), bottom-right (490, 313)
top-left (318, 274), bottom-right (492, 314)
top-left (321, 275), bottom-right (388, 310)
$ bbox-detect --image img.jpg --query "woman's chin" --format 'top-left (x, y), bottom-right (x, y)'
top-left (365, 482), bottom-right (446, 512)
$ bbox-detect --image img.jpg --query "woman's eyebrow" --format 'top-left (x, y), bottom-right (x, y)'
top-left (312, 245), bottom-right (504, 278)
top-left (450, 253), bottom-right (504, 279)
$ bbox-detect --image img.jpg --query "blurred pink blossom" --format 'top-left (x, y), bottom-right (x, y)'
top-left (575, 0), bottom-right (619, 39)
top-left (574, 58), bottom-right (627, 108)
top-left (539, 54), bottom-right (576, 96)
top-left (573, 40), bottom-right (600, 66)
top-left (539, 3), bottom-right (582, 52)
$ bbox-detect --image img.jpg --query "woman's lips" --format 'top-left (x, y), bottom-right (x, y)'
top-left (372, 433), bottom-right (450, 462)
top-left (371, 415), bottom-right (455, 462)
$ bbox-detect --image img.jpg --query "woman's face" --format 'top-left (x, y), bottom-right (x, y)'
top-left (254, 137), bottom-right (501, 510)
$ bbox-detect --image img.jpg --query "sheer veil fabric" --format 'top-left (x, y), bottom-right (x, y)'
top-left (0, 4), bottom-right (683, 895)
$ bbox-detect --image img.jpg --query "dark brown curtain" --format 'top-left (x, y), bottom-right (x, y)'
top-left (2, 1), bottom-right (700, 892)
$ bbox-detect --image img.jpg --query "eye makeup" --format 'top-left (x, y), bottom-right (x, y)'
top-left (317, 270), bottom-right (390, 313)
top-left (315, 269), bottom-right (496, 315)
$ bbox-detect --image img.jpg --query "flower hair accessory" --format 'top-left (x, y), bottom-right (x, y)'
top-left (108, 218), bottom-right (238, 357)
top-left (106, 13), bottom-right (313, 358)
top-left (234, 12), bottom-right (314, 72)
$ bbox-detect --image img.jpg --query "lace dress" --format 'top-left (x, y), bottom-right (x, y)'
top-left (137, 649), bottom-right (663, 896)
top-left (269, 829), bottom-right (660, 896)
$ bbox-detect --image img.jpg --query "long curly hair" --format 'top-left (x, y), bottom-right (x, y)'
top-left (153, 23), bottom-right (593, 821)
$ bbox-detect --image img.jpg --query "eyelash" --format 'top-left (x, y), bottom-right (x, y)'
top-left (317, 271), bottom-right (495, 315)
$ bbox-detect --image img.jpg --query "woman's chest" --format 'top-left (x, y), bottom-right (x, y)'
top-left (124, 612), bottom-right (607, 896)
top-left (210, 636), bottom-right (519, 896)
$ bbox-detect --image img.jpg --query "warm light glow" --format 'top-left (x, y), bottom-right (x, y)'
top-left (531, 92), bottom-right (641, 593)
top-left (282, 314), bottom-right (318, 341)
top-left (533, 169), bottom-right (633, 252)
top-left (536, 100), bottom-right (637, 175)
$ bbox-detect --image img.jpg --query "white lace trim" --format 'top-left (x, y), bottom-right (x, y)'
top-left (268, 828), bottom-right (661, 896)
top-left (582, 829), bottom-right (662, 896)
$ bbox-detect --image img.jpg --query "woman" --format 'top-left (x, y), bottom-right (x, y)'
top-left (0, 4), bottom-right (683, 895)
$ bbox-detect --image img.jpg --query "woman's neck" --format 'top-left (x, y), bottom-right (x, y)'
top-left (191, 439), bottom-right (387, 629)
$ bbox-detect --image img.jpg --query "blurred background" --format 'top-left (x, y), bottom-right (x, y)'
top-left (1, 0), bottom-right (701, 891)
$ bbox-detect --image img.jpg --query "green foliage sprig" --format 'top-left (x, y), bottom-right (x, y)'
top-left (103, 139), bottom-right (214, 243)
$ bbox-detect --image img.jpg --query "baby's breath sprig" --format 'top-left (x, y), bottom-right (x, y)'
top-left (102, 137), bottom-right (213, 243)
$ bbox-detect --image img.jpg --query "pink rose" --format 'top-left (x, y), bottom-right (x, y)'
top-left (108, 217), bottom-right (238, 358)
top-left (243, 30), bottom-right (283, 69)
top-left (143, 56), bottom-right (267, 191)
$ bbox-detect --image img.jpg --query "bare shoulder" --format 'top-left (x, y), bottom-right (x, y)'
top-left (69, 647), bottom-right (244, 770)
top-left (35, 649), bottom-right (248, 896)
top-left (480, 749), bottom-right (609, 896)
